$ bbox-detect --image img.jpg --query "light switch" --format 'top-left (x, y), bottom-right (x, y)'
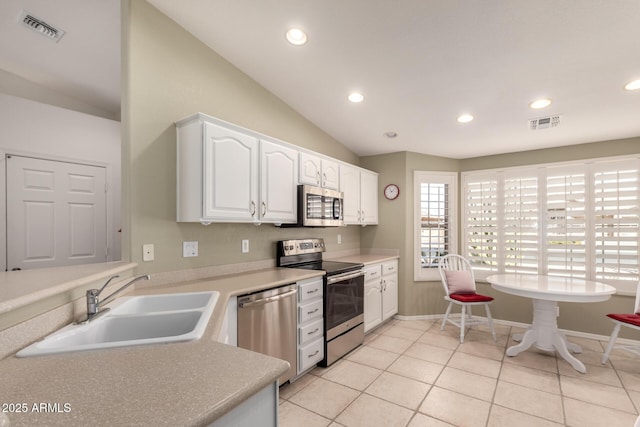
top-left (142, 244), bottom-right (154, 262)
top-left (242, 240), bottom-right (249, 253)
top-left (183, 241), bottom-right (198, 257)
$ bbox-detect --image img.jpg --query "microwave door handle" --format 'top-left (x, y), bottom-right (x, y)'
top-left (333, 199), bottom-right (341, 219)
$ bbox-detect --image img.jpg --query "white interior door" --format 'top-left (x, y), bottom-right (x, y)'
top-left (6, 155), bottom-right (107, 270)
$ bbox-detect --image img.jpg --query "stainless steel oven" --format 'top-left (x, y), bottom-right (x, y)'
top-left (277, 238), bottom-right (365, 367)
top-left (323, 269), bottom-right (365, 366)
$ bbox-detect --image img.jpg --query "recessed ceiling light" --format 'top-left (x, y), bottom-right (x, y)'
top-left (348, 92), bottom-right (364, 103)
top-left (384, 131), bottom-right (398, 138)
top-left (529, 98), bottom-right (552, 109)
top-left (285, 28), bottom-right (307, 45)
top-left (457, 114), bottom-right (474, 123)
top-left (624, 79), bottom-right (640, 91)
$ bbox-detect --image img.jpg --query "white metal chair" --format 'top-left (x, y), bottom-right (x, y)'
top-left (438, 254), bottom-right (497, 343)
top-left (601, 282), bottom-right (640, 364)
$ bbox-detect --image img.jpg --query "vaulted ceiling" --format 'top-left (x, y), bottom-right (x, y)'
top-left (3, 1), bottom-right (640, 159)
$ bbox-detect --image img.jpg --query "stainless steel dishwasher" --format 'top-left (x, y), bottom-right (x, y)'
top-left (237, 283), bottom-right (297, 385)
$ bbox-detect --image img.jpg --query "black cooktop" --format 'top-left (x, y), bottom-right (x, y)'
top-left (288, 260), bottom-right (363, 276)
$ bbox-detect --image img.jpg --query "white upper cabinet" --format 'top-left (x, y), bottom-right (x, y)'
top-left (299, 152), bottom-right (339, 190)
top-left (202, 121), bottom-right (259, 222)
top-left (260, 139), bottom-right (298, 223)
top-left (340, 164), bottom-right (379, 225)
top-left (360, 169), bottom-right (379, 224)
top-left (177, 113), bottom-right (377, 226)
top-left (176, 114), bottom-right (297, 225)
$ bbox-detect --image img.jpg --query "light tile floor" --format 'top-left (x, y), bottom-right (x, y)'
top-left (279, 319), bottom-right (640, 427)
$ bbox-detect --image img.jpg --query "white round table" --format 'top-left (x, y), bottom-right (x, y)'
top-left (487, 274), bottom-right (616, 373)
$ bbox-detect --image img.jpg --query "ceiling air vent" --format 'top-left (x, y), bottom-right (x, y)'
top-left (18, 10), bottom-right (65, 42)
top-left (529, 115), bottom-right (561, 130)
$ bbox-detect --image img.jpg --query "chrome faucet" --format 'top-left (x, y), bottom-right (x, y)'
top-left (82, 274), bottom-right (150, 322)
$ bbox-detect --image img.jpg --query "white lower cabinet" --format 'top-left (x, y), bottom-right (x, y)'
top-left (296, 277), bottom-right (324, 374)
top-left (381, 260), bottom-right (399, 321)
top-left (363, 259), bottom-right (399, 333)
top-left (210, 382), bottom-right (278, 427)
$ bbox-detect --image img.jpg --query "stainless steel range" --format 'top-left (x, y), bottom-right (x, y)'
top-left (277, 238), bottom-right (365, 366)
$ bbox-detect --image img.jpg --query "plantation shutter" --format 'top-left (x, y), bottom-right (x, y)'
top-left (503, 173), bottom-right (539, 273)
top-left (545, 167), bottom-right (587, 278)
top-left (464, 175), bottom-right (499, 273)
top-left (593, 161), bottom-right (640, 283)
top-left (419, 182), bottom-right (450, 267)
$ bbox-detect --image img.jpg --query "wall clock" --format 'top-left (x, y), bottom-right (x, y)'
top-left (384, 184), bottom-right (400, 200)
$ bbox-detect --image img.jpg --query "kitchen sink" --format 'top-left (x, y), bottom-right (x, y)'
top-left (109, 292), bottom-right (216, 315)
top-left (16, 291), bottom-right (219, 357)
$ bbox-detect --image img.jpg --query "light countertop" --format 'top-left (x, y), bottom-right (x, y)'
top-left (0, 267), bottom-right (324, 426)
top-left (326, 253), bottom-right (399, 265)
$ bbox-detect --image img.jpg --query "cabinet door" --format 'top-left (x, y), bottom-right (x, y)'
top-left (364, 278), bottom-right (383, 332)
top-left (260, 140), bottom-right (298, 223)
top-left (382, 273), bottom-right (398, 321)
top-left (299, 152), bottom-right (322, 186)
top-left (203, 122), bottom-right (258, 221)
top-left (339, 164), bottom-right (361, 224)
top-left (321, 159), bottom-right (340, 190)
top-left (360, 170), bottom-right (379, 225)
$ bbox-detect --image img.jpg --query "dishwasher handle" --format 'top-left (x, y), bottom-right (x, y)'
top-left (238, 288), bottom-right (297, 308)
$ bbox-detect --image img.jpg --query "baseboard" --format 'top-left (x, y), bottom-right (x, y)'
top-left (393, 314), bottom-right (640, 346)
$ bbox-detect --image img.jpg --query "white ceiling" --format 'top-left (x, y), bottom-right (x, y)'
top-left (147, 0), bottom-right (640, 159)
top-left (0, 0), bottom-right (120, 119)
top-left (2, 1), bottom-right (639, 159)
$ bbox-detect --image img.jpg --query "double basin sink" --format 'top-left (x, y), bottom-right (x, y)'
top-left (17, 291), bottom-right (219, 357)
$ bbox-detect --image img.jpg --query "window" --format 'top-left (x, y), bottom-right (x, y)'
top-left (462, 156), bottom-right (640, 293)
top-left (414, 171), bottom-right (457, 281)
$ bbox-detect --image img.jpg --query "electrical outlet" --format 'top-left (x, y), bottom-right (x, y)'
top-left (183, 241), bottom-right (198, 257)
top-left (242, 240), bottom-right (249, 253)
top-left (142, 244), bottom-right (154, 262)
top-left (337, 234), bottom-right (342, 245)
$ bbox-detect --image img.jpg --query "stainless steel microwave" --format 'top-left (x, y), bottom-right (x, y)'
top-left (289, 185), bottom-right (344, 227)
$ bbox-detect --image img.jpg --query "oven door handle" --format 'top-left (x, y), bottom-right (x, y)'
top-left (327, 270), bottom-right (365, 284)
top-left (238, 288), bottom-right (297, 308)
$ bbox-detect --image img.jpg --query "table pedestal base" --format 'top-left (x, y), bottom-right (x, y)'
top-left (507, 299), bottom-right (586, 373)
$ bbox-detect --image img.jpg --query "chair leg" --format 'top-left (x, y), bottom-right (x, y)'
top-left (442, 302), bottom-right (453, 331)
top-left (602, 323), bottom-right (621, 364)
top-left (460, 305), bottom-right (466, 343)
top-left (484, 303), bottom-right (497, 341)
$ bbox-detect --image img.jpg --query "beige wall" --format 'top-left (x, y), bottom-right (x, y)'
top-left (123, 1), bottom-right (360, 274)
top-left (362, 140), bottom-right (640, 338)
top-left (124, 1), bottom-right (640, 338)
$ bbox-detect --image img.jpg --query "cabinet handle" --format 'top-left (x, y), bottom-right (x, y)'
top-left (316, 171), bottom-right (321, 185)
top-left (307, 308), bottom-right (319, 315)
top-left (261, 201), bottom-right (267, 216)
top-left (323, 172), bottom-right (327, 186)
top-left (307, 328), bottom-right (320, 335)
top-left (250, 201), bottom-right (256, 216)
top-left (308, 350), bottom-right (320, 358)
top-left (306, 289), bottom-right (319, 294)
